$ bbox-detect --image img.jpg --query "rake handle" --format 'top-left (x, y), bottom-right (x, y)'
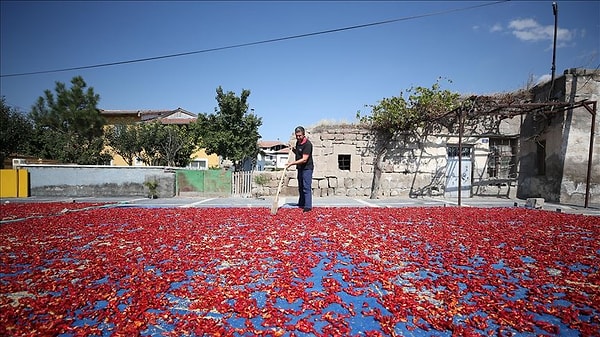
top-left (274, 166), bottom-right (287, 200)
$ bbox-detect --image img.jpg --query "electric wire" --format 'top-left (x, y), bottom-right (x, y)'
top-left (1, 1), bottom-right (510, 78)
top-left (576, 63), bottom-right (600, 91)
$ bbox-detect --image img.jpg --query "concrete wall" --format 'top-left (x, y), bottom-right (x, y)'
top-left (518, 68), bottom-right (599, 205)
top-left (560, 69), bottom-right (600, 205)
top-left (19, 164), bottom-right (176, 198)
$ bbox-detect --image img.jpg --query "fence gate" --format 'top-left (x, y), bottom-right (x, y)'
top-left (232, 170), bottom-right (253, 198)
top-left (176, 169), bottom-right (231, 196)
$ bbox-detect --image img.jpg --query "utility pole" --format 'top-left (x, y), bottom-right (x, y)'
top-left (549, 2), bottom-right (558, 100)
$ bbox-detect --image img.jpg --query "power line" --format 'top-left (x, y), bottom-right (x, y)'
top-left (1, 1), bottom-right (509, 78)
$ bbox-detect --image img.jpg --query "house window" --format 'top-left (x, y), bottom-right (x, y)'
top-left (446, 146), bottom-right (471, 158)
top-left (338, 154), bottom-right (351, 171)
top-left (487, 138), bottom-right (517, 179)
top-left (187, 159), bottom-right (208, 170)
top-left (536, 140), bottom-right (546, 176)
top-left (263, 155), bottom-right (276, 171)
top-left (278, 155), bottom-right (289, 167)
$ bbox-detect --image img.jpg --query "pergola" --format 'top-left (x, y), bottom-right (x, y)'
top-left (451, 96), bottom-right (597, 208)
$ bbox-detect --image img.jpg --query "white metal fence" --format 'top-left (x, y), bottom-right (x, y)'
top-left (231, 170), bottom-right (254, 198)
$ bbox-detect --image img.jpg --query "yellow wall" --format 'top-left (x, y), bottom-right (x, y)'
top-left (105, 147), bottom-right (219, 168)
top-left (110, 151), bottom-right (129, 166)
top-left (192, 148), bottom-right (220, 168)
top-left (0, 169), bottom-right (29, 198)
top-left (18, 169), bottom-right (28, 197)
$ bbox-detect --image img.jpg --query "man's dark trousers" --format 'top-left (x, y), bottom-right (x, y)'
top-left (297, 168), bottom-right (313, 209)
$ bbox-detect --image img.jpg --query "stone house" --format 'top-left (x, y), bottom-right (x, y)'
top-left (279, 68), bottom-right (598, 206)
top-left (282, 118), bottom-right (521, 199)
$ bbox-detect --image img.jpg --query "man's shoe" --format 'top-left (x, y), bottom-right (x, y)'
top-left (303, 208), bottom-right (312, 212)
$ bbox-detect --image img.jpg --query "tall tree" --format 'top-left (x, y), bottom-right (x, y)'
top-left (158, 124), bottom-right (196, 167)
top-left (193, 86), bottom-right (262, 171)
top-left (357, 79), bottom-right (460, 198)
top-left (106, 122), bottom-right (196, 167)
top-left (29, 76), bottom-right (111, 165)
top-left (147, 123), bottom-right (196, 167)
top-left (104, 124), bottom-right (143, 166)
top-left (0, 97), bottom-right (34, 168)
top-left (137, 121), bottom-right (164, 166)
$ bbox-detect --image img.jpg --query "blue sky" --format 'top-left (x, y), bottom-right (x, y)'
top-left (1, 1), bottom-right (599, 142)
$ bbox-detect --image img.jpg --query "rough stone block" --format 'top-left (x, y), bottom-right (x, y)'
top-left (351, 155), bottom-right (361, 173)
top-left (355, 140), bottom-right (368, 148)
top-left (361, 156), bottom-right (374, 163)
top-left (525, 198), bottom-right (545, 209)
top-left (327, 177), bottom-right (338, 188)
top-left (362, 165), bottom-right (373, 174)
top-left (392, 165), bottom-right (404, 173)
top-left (344, 178), bottom-right (356, 188)
top-left (318, 179), bottom-right (328, 189)
top-left (361, 178), bottom-right (372, 188)
top-left (282, 186), bottom-right (295, 196)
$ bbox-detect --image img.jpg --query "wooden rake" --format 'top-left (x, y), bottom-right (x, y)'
top-left (270, 165), bottom-right (288, 215)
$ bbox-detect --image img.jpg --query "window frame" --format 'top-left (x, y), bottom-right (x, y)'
top-left (338, 154), bottom-right (351, 171)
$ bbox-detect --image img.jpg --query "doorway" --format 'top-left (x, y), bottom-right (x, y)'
top-left (445, 145), bottom-right (472, 198)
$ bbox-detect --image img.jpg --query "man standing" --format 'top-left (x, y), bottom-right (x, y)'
top-left (287, 126), bottom-right (314, 212)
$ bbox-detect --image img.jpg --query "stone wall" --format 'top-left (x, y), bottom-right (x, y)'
top-left (260, 119), bottom-right (520, 198)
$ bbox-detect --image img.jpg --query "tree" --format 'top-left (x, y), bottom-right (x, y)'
top-left (357, 78), bottom-right (460, 198)
top-left (193, 86), bottom-right (262, 171)
top-left (105, 124), bottom-right (143, 166)
top-left (106, 121), bottom-right (196, 167)
top-left (155, 123), bottom-right (196, 167)
top-left (29, 76), bottom-right (111, 165)
top-left (137, 121), bottom-right (163, 166)
top-left (0, 97), bottom-right (34, 168)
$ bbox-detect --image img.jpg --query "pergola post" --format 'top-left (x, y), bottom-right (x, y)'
top-left (458, 109), bottom-right (464, 207)
top-left (583, 101), bottom-right (597, 208)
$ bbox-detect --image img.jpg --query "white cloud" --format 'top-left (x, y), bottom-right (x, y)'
top-left (507, 18), bottom-right (573, 43)
top-left (508, 18), bottom-right (539, 31)
top-left (556, 27), bottom-right (574, 41)
top-left (490, 23), bottom-right (503, 33)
